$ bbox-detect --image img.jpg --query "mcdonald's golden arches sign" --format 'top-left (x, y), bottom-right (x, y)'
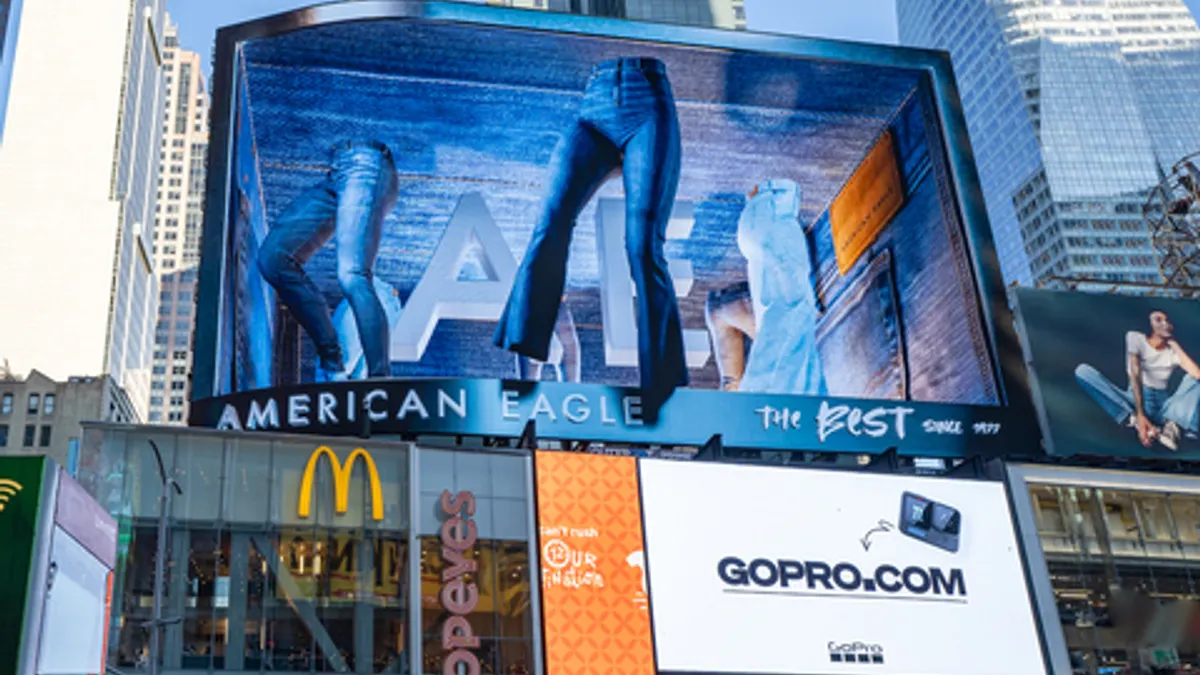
top-left (298, 446), bottom-right (384, 521)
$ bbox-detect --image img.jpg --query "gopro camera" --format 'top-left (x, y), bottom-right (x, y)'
top-left (899, 492), bottom-right (961, 553)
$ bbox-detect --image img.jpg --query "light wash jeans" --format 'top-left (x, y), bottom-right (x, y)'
top-left (1075, 363), bottom-right (1200, 434)
top-left (737, 179), bottom-right (826, 395)
top-left (258, 140), bottom-right (400, 378)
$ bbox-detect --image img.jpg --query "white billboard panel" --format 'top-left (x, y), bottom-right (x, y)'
top-left (639, 460), bottom-right (1046, 675)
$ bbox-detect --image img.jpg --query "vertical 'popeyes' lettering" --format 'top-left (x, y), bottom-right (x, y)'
top-left (440, 489), bottom-right (480, 675)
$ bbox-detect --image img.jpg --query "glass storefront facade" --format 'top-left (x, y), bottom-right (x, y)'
top-left (76, 423), bottom-right (539, 675)
top-left (1012, 465), bottom-right (1200, 675)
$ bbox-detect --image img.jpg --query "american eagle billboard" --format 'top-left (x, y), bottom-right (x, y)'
top-left (190, 0), bottom-right (1035, 455)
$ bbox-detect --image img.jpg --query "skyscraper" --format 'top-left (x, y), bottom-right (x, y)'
top-left (898, 0), bottom-right (1200, 290)
top-left (488, 0), bottom-right (746, 29)
top-left (0, 0), bottom-right (166, 420)
top-left (148, 20), bottom-right (209, 425)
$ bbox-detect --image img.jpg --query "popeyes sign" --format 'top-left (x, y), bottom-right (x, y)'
top-left (439, 490), bottom-right (481, 675)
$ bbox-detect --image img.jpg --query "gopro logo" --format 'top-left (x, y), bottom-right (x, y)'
top-left (829, 641), bottom-right (884, 665)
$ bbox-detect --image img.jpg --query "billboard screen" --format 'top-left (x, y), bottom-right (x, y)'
top-left (192, 1), bottom-right (1033, 454)
top-left (1014, 288), bottom-right (1200, 458)
top-left (0, 456), bottom-right (45, 675)
top-left (534, 451), bottom-right (654, 675)
top-left (638, 460), bottom-right (1047, 675)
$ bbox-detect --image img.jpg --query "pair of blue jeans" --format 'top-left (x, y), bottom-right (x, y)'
top-left (494, 57), bottom-right (687, 403)
top-left (258, 141), bottom-right (400, 378)
top-left (1075, 363), bottom-right (1200, 434)
top-left (736, 179), bottom-right (826, 396)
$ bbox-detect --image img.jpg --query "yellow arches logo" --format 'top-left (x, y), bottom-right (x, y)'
top-left (298, 447), bottom-right (384, 522)
top-left (0, 478), bottom-right (23, 511)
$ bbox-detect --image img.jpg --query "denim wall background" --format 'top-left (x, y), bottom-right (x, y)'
top-left (1014, 288), bottom-right (1200, 459)
top-left (209, 14), bottom-right (1002, 406)
top-left (224, 64), bottom-right (277, 394)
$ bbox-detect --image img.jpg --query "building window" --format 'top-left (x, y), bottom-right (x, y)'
top-left (1, 393), bottom-right (11, 415)
top-left (0, 424), bottom-right (7, 447)
top-left (23, 424), bottom-right (34, 447)
top-left (27, 393), bottom-right (39, 415)
top-left (43, 394), bottom-right (55, 415)
top-left (39, 425), bottom-right (51, 447)
top-left (171, 382), bottom-right (185, 391)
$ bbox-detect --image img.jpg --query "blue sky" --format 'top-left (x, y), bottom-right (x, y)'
top-left (168, 0), bottom-right (1200, 75)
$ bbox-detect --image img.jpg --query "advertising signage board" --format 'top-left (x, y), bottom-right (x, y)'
top-left (531, 451), bottom-right (1049, 675)
top-left (191, 1), bottom-right (1036, 455)
top-left (534, 451), bottom-right (654, 675)
top-left (1013, 287), bottom-right (1200, 459)
top-left (0, 456), bottom-right (46, 675)
top-left (190, 378), bottom-right (1022, 455)
top-left (639, 460), bottom-right (1048, 675)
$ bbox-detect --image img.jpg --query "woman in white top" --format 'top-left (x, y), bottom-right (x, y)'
top-left (1075, 310), bottom-right (1200, 450)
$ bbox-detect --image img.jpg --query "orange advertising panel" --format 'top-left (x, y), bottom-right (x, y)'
top-left (535, 451), bottom-right (654, 675)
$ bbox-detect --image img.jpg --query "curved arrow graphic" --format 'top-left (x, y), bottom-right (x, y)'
top-left (861, 520), bottom-right (895, 551)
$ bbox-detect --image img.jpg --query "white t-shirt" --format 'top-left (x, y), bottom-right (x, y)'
top-left (1126, 331), bottom-right (1180, 390)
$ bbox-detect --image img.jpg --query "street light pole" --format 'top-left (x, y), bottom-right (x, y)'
top-left (146, 440), bottom-right (182, 675)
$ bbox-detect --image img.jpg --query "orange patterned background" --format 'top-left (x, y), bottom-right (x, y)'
top-left (535, 451), bottom-right (655, 675)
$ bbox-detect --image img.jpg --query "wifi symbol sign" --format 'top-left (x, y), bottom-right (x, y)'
top-left (0, 479), bottom-right (23, 511)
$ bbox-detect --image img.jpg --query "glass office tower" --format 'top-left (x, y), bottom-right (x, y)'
top-left (898, 0), bottom-right (1200, 289)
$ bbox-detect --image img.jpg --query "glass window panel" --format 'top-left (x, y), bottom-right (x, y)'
top-left (1170, 495), bottom-right (1200, 547)
top-left (112, 524), bottom-right (158, 669)
top-left (128, 432), bottom-right (172, 518)
top-left (1099, 490), bottom-right (1144, 557)
top-left (491, 499), bottom-right (528, 542)
top-left (453, 453), bottom-right (491, 498)
top-left (174, 433), bottom-right (225, 521)
top-left (494, 540), bottom-right (532, 640)
top-left (258, 531), bottom-right (317, 672)
top-left (180, 528), bottom-right (219, 670)
top-left (272, 439), bottom-right (326, 528)
top-left (490, 454), bottom-right (526, 500)
top-left (420, 536), bottom-right (495, 672)
top-left (366, 444), bottom-right (408, 533)
top-left (224, 437), bottom-right (272, 525)
top-left (419, 491), bottom-right (443, 538)
top-left (420, 449), bottom-right (455, 495)
top-left (1134, 493), bottom-right (1176, 554)
top-left (499, 640), bottom-right (534, 675)
top-left (1031, 481), bottom-right (1200, 672)
top-left (472, 497), bottom-right (496, 541)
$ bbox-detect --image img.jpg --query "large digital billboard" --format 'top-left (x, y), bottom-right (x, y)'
top-left (534, 451), bottom-right (654, 675)
top-left (530, 451), bottom-right (1050, 675)
top-left (192, 1), bottom-right (1035, 454)
top-left (1014, 287), bottom-right (1200, 458)
top-left (639, 459), bottom-right (1048, 675)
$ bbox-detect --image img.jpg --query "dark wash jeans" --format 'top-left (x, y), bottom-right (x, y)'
top-left (258, 141), bottom-right (400, 378)
top-left (494, 57), bottom-right (687, 401)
